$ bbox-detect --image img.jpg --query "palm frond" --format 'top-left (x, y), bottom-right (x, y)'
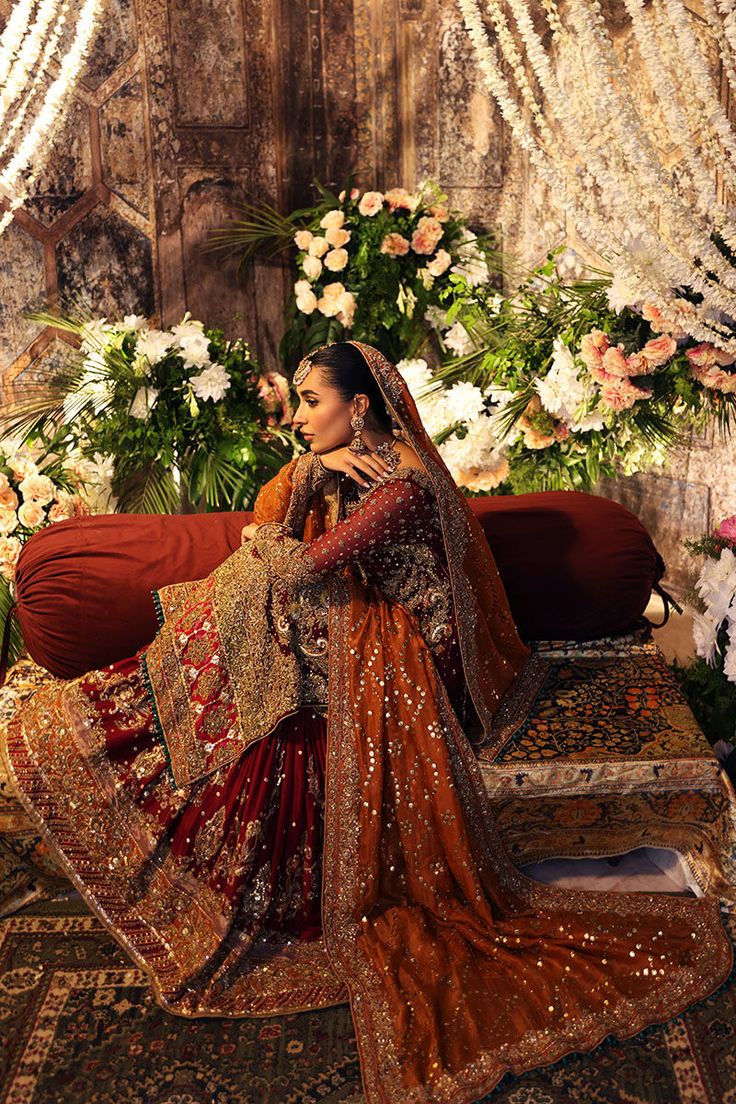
top-left (0, 581), bottom-right (24, 671)
top-left (204, 200), bottom-right (302, 262)
top-left (116, 462), bottom-right (180, 515)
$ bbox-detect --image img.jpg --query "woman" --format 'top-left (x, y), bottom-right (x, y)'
top-left (2, 340), bottom-right (732, 1103)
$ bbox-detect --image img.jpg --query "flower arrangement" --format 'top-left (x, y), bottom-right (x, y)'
top-left (4, 311), bottom-right (297, 514)
top-left (413, 249), bottom-right (736, 494)
top-left (669, 517), bottom-right (736, 748)
top-left (0, 432), bottom-right (112, 672)
top-left (208, 179), bottom-right (497, 365)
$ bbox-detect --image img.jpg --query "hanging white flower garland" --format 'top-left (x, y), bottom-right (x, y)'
top-left (0, 0), bottom-right (102, 236)
top-left (455, 0), bottom-right (736, 353)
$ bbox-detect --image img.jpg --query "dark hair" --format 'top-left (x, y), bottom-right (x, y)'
top-left (306, 343), bottom-right (393, 431)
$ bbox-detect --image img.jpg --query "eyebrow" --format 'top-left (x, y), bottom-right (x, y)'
top-left (298, 389), bottom-right (320, 397)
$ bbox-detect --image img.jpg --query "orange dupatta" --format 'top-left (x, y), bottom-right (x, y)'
top-left (252, 341), bottom-right (733, 1102)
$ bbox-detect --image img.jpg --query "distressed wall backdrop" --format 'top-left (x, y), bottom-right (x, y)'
top-left (0, 0), bottom-right (730, 595)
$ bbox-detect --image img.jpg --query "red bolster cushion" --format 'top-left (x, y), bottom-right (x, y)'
top-left (14, 491), bottom-right (662, 679)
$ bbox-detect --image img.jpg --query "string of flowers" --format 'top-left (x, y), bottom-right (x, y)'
top-left (0, 0), bottom-right (102, 236)
top-left (455, 0), bottom-right (736, 353)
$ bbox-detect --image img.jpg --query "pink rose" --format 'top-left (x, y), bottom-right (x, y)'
top-left (601, 344), bottom-right (631, 378)
top-left (579, 330), bottom-right (610, 371)
top-left (600, 378), bottom-right (652, 411)
top-left (686, 342), bottom-right (736, 368)
top-left (689, 362), bottom-right (736, 391)
top-left (47, 495), bottom-right (76, 523)
top-left (384, 188), bottom-right (416, 212)
top-left (716, 515), bottom-right (736, 542)
top-left (640, 334), bottom-right (677, 366)
top-left (72, 495), bottom-right (90, 517)
top-left (338, 188), bottom-right (360, 202)
top-left (380, 233), bottom-right (410, 256)
top-left (428, 204), bottom-right (449, 222)
top-left (358, 191), bottom-right (384, 217)
top-left (410, 216), bottom-right (443, 255)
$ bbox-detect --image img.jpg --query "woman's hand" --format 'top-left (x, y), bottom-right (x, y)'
top-left (240, 522), bottom-right (260, 545)
top-left (316, 445), bottom-right (396, 488)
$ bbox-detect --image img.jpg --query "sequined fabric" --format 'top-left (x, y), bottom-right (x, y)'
top-left (3, 344), bottom-right (734, 1104)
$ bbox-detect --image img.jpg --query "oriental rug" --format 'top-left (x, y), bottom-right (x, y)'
top-left (0, 894), bottom-right (734, 1103)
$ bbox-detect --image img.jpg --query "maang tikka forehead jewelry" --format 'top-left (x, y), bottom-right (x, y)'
top-left (293, 342), bottom-right (336, 387)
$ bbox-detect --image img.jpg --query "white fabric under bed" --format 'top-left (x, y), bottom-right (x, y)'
top-left (522, 847), bottom-right (702, 897)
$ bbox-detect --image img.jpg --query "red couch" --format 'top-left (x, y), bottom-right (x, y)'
top-left (13, 491), bottom-right (664, 680)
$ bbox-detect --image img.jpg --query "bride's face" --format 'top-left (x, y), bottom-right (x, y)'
top-left (292, 366), bottom-right (366, 453)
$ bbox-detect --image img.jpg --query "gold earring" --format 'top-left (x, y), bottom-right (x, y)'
top-left (348, 411), bottom-right (368, 454)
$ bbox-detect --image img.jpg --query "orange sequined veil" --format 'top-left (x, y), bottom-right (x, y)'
top-left (289, 341), bottom-right (734, 1101)
top-left (3, 340), bottom-right (733, 1104)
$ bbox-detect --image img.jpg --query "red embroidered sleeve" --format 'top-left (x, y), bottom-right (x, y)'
top-left (300, 477), bottom-right (434, 576)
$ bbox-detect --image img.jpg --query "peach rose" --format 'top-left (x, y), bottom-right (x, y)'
top-left (47, 493), bottom-right (76, 523)
top-left (601, 344), bottom-right (631, 379)
top-left (0, 473), bottom-right (9, 494)
top-left (320, 209), bottom-right (345, 231)
top-left (0, 510), bottom-right (18, 535)
top-left (639, 335), bottom-right (677, 366)
top-left (0, 561), bottom-right (14, 582)
top-left (317, 281), bottom-right (346, 317)
top-left (380, 233), bottom-right (410, 256)
top-left (600, 378), bottom-right (652, 411)
top-left (73, 495), bottom-right (90, 517)
top-left (410, 216), bottom-right (443, 255)
top-left (428, 204), bottom-right (449, 222)
top-left (335, 290), bottom-right (357, 327)
top-left (323, 248), bottom-right (348, 272)
top-left (641, 302), bottom-right (689, 339)
top-left (0, 486), bottom-right (18, 511)
top-left (325, 226), bottom-right (351, 248)
top-left (18, 500), bottom-right (45, 528)
top-left (308, 236), bottom-right (329, 258)
top-left (295, 286), bottom-right (318, 315)
top-left (18, 472), bottom-right (54, 505)
top-left (358, 191), bottom-right (384, 217)
top-left (689, 362), bottom-right (736, 391)
top-left (294, 229), bottom-right (313, 250)
top-left (457, 459), bottom-right (509, 492)
top-left (426, 249), bottom-right (451, 277)
top-left (579, 330), bottom-right (610, 372)
top-left (0, 535), bottom-right (21, 565)
top-left (302, 254), bottom-right (323, 280)
top-left (384, 188), bottom-right (416, 212)
top-left (686, 342), bottom-right (736, 368)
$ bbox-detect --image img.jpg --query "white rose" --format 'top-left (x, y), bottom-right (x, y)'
top-left (308, 236), bottom-right (329, 258)
top-left (320, 209), bottom-right (345, 230)
top-left (336, 290), bottom-right (357, 327)
top-left (190, 364), bottom-right (232, 403)
top-left (129, 386), bottom-right (159, 420)
top-left (426, 249), bottom-right (451, 277)
top-left (324, 248), bottom-right (348, 272)
top-left (296, 288), bottom-right (318, 315)
top-left (8, 455), bottom-right (38, 480)
top-left (18, 473), bottom-right (55, 505)
top-left (303, 254), bottom-right (323, 280)
top-left (18, 500), bottom-right (45, 528)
